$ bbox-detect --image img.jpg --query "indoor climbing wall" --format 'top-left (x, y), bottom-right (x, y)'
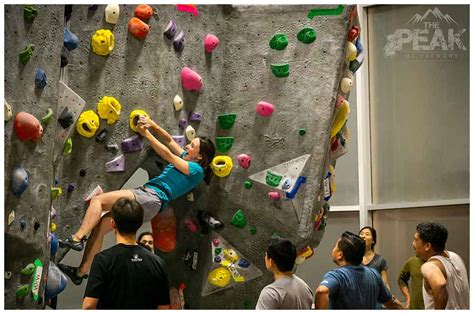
top-left (4, 4), bottom-right (362, 309)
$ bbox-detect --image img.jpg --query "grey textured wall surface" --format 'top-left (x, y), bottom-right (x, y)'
top-left (4, 5), bottom-right (64, 309)
top-left (5, 4), bottom-right (354, 309)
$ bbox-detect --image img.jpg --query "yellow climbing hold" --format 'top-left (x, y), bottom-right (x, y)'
top-left (129, 109), bottom-right (149, 132)
top-left (223, 249), bottom-right (239, 263)
top-left (210, 155), bottom-right (233, 177)
top-left (208, 267), bottom-right (231, 288)
top-left (330, 99), bottom-right (350, 138)
top-left (91, 29), bottom-right (115, 56)
top-left (76, 110), bottom-right (100, 138)
top-left (50, 222), bottom-right (57, 233)
top-left (97, 96), bottom-right (121, 124)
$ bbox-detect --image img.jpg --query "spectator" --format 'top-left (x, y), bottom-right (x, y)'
top-left (358, 226), bottom-right (390, 290)
top-left (137, 231), bottom-right (154, 253)
top-left (397, 255), bottom-right (425, 309)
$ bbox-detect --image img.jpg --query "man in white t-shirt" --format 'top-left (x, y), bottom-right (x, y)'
top-left (256, 238), bottom-right (313, 309)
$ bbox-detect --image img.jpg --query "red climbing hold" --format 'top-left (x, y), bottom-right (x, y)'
top-left (128, 17), bottom-right (149, 40)
top-left (181, 67), bottom-right (202, 92)
top-left (176, 4), bottom-right (198, 17)
top-left (14, 112), bottom-right (43, 142)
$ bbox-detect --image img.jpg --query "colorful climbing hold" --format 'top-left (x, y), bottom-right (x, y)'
top-left (208, 267), bottom-right (230, 288)
top-left (331, 101), bottom-right (350, 138)
top-left (105, 154), bottom-right (125, 172)
top-left (97, 96), bottom-right (121, 124)
top-left (297, 27), bottom-right (317, 44)
top-left (237, 154), bottom-right (251, 169)
top-left (91, 29), bottom-right (115, 56)
top-left (212, 238), bottom-right (220, 246)
top-left (181, 67), bottom-right (202, 92)
top-left (129, 109), bottom-right (149, 132)
top-left (76, 110), bottom-right (100, 138)
top-left (176, 4), bottom-right (199, 17)
top-left (35, 69), bottom-right (47, 89)
top-left (19, 44), bottom-right (35, 65)
top-left (50, 234), bottom-right (58, 256)
top-left (12, 166), bottom-right (29, 197)
top-left (340, 77), bottom-right (353, 94)
top-left (224, 249), bottom-right (239, 262)
top-left (173, 95), bottom-right (183, 111)
top-left (164, 20), bottom-right (177, 40)
top-left (256, 101), bottom-right (274, 117)
top-left (4, 99), bottom-right (12, 122)
top-left (16, 284), bottom-right (29, 298)
top-left (95, 129), bottom-right (108, 143)
top-left (21, 263), bottom-right (35, 276)
top-left (64, 28), bottom-right (80, 51)
top-left (128, 17), bottom-right (150, 40)
top-left (185, 125), bottom-right (196, 141)
top-left (230, 209), bottom-right (247, 229)
top-left (5, 271), bottom-right (12, 280)
top-left (14, 112), bottom-right (43, 142)
top-left (23, 5), bottom-right (38, 23)
top-left (211, 155), bottom-right (233, 177)
top-left (121, 135), bottom-right (144, 153)
top-left (249, 226), bottom-right (257, 235)
top-left (285, 176), bottom-right (307, 199)
top-left (134, 4), bottom-right (153, 21)
top-left (265, 171), bottom-right (283, 187)
top-left (50, 222), bottom-right (57, 233)
top-left (178, 118), bottom-right (188, 130)
top-left (173, 31), bottom-right (185, 52)
top-left (217, 113), bottom-right (236, 130)
top-left (215, 137), bottom-right (234, 153)
top-left (185, 217), bottom-right (198, 233)
top-left (41, 108), bottom-right (53, 125)
top-left (307, 5), bottom-right (344, 20)
top-left (62, 137), bottom-right (72, 156)
top-left (347, 25), bottom-right (361, 42)
top-left (188, 111), bottom-right (203, 122)
top-left (67, 183), bottom-right (76, 192)
top-left (269, 33), bottom-right (288, 50)
top-left (238, 258), bottom-right (251, 268)
top-left (299, 128), bottom-right (306, 136)
top-left (50, 187), bottom-right (62, 200)
top-left (282, 178), bottom-right (292, 190)
top-left (172, 135), bottom-right (186, 148)
top-left (204, 34), bottom-right (219, 53)
top-left (45, 262), bottom-right (68, 300)
top-left (270, 63), bottom-right (290, 77)
top-left (105, 4), bottom-right (120, 24)
top-left (214, 256), bottom-right (222, 263)
top-left (244, 180), bottom-right (252, 189)
top-left (50, 206), bottom-right (57, 219)
top-left (268, 191), bottom-right (280, 200)
top-left (346, 41), bottom-right (357, 61)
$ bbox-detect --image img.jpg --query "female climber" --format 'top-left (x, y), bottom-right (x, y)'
top-left (58, 115), bottom-right (216, 285)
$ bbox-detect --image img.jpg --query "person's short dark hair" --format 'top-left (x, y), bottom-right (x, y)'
top-left (111, 197), bottom-right (144, 235)
top-left (338, 231), bottom-right (366, 265)
top-left (416, 222), bottom-right (448, 252)
top-left (137, 231), bottom-right (153, 242)
top-left (266, 238), bottom-right (296, 272)
top-left (359, 226), bottom-right (377, 250)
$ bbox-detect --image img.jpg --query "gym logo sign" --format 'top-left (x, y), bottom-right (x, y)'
top-left (384, 7), bottom-right (468, 60)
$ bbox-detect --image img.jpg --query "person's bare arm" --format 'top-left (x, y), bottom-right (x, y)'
top-left (421, 262), bottom-right (448, 309)
top-left (82, 297), bottom-right (98, 309)
top-left (398, 264), bottom-right (411, 308)
top-left (400, 286), bottom-right (411, 309)
top-left (380, 270), bottom-right (391, 291)
top-left (139, 116), bottom-right (184, 156)
top-left (383, 296), bottom-right (405, 309)
top-left (314, 285), bottom-right (330, 309)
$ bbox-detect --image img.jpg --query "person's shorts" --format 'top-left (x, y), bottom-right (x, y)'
top-left (131, 186), bottom-right (163, 222)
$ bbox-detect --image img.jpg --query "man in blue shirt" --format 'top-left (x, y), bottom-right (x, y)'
top-left (315, 231), bottom-right (404, 309)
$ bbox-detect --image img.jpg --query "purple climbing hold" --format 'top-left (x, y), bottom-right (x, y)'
top-left (64, 27), bottom-right (80, 51)
top-left (67, 183), bottom-right (76, 193)
top-left (178, 118), bottom-right (188, 129)
top-left (35, 69), bottom-right (47, 89)
top-left (173, 31), bottom-right (185, 52)
top-left (12, 166), bottom-right (29, 197)
top-left (50, 207), bottom-right (57, 219)
top-left (105, 154), bottom-right (125, 172)
top-left (188, 111), bottom-right (202, 122)
top-left (172, 135), bottom-right (186, 148)
top-left (164, 20), bottom-right (177, 40)
top-left (121, 135), bottom-right (144, 153)
top-left (214, 256), bottom-right (222, 263)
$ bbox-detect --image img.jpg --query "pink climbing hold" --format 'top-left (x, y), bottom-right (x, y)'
top-left (105, 154), bottom-right (125, 172)
top-left (336, 96), bottom-right (347, 109)
top-left (256, 101), bottom-right (274, 117)
top-left (185, 217), bottom-right (198, 233)
top-left (181, 67), bottom-right (202, 92)
top-left (204, 34), bottom-right (219, 53)
top-left (237, 154), bottom-right (251, 169)
top-left (268, 191), bottom-right (281, 200)
top-left (14, 112), bottom-right (43, 142)
top-left (176, 4), bottom-right (198, 17)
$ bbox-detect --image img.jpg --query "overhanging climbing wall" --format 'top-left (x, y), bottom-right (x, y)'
top-left (4, 4), bottom-right (361, 309)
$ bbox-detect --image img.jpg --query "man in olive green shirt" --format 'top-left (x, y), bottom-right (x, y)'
top-left (398, 256), bottom-right (425, 309)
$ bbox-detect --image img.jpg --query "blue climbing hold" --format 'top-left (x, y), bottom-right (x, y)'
top-left (64, 27), bottom-right (80, 51)
top-left (238, 258), bottom-right (250, 268)
top-left (12, 166), bottom-right (29, 197)
top-left (45, 262), bottom-right (68, 300)
top-left (50, 233), bottom-right (58, 256)
top-left (35, 69), bottom-right (47, 89)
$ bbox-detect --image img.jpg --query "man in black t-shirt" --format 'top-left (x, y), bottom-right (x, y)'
top-left (82, 197), bottom-right (170, 309)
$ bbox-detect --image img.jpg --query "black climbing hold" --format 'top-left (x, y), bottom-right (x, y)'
top-left (20, 218), bottom-right (27, 231)
top-left (67, 183), bottom-right (76, 192)
top-left (95, 129), bottom-right (108, 143)
top-left (57, 107), bottom-right (74, 129)
top-left (79, 169), bottom-right (87, 177)
top-left (54, 178), bottom-right (59, 186)
top-left (60, 46), bottom-right (69, 68)
top-left (88, 5), bottom-right (98, 10)
top-left (34, 221), bottom-right (40, 231)
top-left (64, 5), bottom-right (72, 22)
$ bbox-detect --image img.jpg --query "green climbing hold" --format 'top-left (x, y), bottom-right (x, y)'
top-left (41, 108), bottom-right (53, 125)
top-left (51, 187), bottom-right (63, 200)
top-left (217, 113), bottom-right (237, 130)
top-left (271, 231), bottom-right (281, 239)
top-left (231, 209), bottom-right (247, 229)
top-left (19, 44), bottom-right (35, 65)
top-left (349, 59), bottom-right (362, 73)
top-left (16, 284), bottom-right (29, 298)
top-left (244, 180), bottom-right (252, 189)
top-left (214, 247), bottom-right (222, 255)
top-left (250, 226), bottom-right (257, 235)
top-left (24, 5), bottom-right (38, 23)
top-left (266, 171), bottom-right (283, 187)
top-left (269, 33), bottom-right (288, 50)
top-left (63, 137), bottom-right (72, 156)
top-left (21, 263), bottom-right (35, 276)
top-left (299, 128), bottom-right (306, 136)
top-left (215, 137), bottom-right (235, 153)
top-left (308, 5), bottom-right (344, 20)
top-left (270, 63), bottom-right (289, 78)
top-left (297, 27), bottom-right (317, 44)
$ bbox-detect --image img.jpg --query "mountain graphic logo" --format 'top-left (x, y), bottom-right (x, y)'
top-left (405, 7), bottom-right (458, 25)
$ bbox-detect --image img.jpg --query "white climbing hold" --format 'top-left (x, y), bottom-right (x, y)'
top-left (185, 125), bottom-right (196, 141)
top-left (187, 193), bottom-right (194, 201)
top-left (105, 4), bottom-right (120, 24)
top-left (8, 210), bottom-right (15, 226)
top-left (346, 41), bottom-right (357, 61)
top-left (4, 99), bottom-right (12, 121)
top-left (174, 95), bottom-right (183, 111)
top-left (340, 77), bottom-right (353, 94)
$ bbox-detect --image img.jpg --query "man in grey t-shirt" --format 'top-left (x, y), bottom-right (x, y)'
top-left (256, 238), bottom-right (313, 309)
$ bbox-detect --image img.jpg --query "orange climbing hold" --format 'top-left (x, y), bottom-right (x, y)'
top-left (134, 4), bottom-right (153, 21)
top-left (14, 112), bottom-right (43, 142)
top-left (128, 17), bottom-right (150, 40)
top-left (151, 205), bottom-right (176, 253)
